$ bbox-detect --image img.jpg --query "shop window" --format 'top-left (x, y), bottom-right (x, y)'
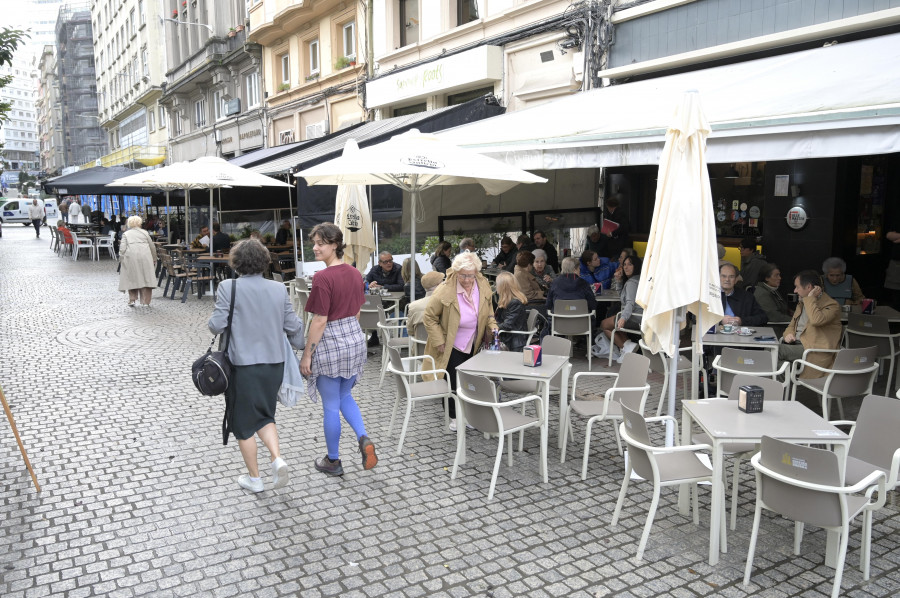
top-left (457, 0), bottom-right (478, 26)
top-left (447, 85), bottom-right (494, 106)
top-left (400, 0), bottom-right (419, 47)
top-left (393, 102), bottom-right (426, 117)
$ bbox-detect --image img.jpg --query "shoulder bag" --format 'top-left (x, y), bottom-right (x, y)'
top-left (192, 280), bottom-right (236, 397)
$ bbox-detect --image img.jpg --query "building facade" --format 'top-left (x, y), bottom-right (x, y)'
top-left (247, 0), bottom-right (367, 148)
top-left (36, 45), bottom-right (65, 176)
top-left (55, 3), bottom-right (106, 169)
top-left (159, 0), bottom-right (265, 162)
top-left (0, 55), bottom-right (41, 183)
top-left (91, 0), bottom-right (168, 169)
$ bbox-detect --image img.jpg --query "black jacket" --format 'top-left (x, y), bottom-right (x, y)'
top-left (431, 254), bottom-right (451, 274)
top-left (404, 278), bottom-right (426, 301)
top-left (721, 288), bottom-right (768, 326)
top-left (537, 242), bottom-right (560, 273)
top-left (212, 232), bottom-right (231, 252)
top-left (492, 249), bottom-right (517, 272)
top-left (275, 227), bottom-right (290, 245)
top-left (546, 274), bottom-right (598, 312)
top-left (365, 263), bottom-right (404, 291)
top-left (495, 299), bottom-right (528, 352)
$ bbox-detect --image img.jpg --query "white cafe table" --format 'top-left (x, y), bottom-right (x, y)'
top-left (595, 289), bottom-right (620, 303)
top-left (693, 327), bottom-right (781, 400)
top-left (456, 351), bottom-right (572, 480)
top-left (678, 399), bottom-right (850, 567)
top-left (843, 304), bottom-right (900, 323)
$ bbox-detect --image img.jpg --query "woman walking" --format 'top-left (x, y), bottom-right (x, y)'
top-left (208, 239), bottom-right (306, 493)
top-left (118, 216), bottom-right (158, 307)
top-left (301, 223), bottom-right (377, 476)
top-left (424, 251), bottom-right (498, 431)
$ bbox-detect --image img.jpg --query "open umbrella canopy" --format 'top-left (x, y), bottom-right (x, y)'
top-left (637, 91), bottom-right (723, 356)
top-left (333, 140), bottom-right (376, 274)
top-left (299, 129), bottom-right (546, 301)
top-left (44, 165), bottom-right (162, 196)
top-left (108, 156), bottom-right (291, 190)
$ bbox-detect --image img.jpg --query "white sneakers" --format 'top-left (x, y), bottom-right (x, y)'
top-left (616, 340), bottom-right (638, 364)
top-left (238, 474), bottom-right (264, 493)
top-left (272, 457), bottom-right (289, 489)
top-left (448, 419), bottom-right (474, 432)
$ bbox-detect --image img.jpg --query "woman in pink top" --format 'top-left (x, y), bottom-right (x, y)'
top-left (423, 251), bottom-right (498, 432)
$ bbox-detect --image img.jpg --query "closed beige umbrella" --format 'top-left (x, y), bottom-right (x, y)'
top-left (334, 142), bottom-right (376, 273)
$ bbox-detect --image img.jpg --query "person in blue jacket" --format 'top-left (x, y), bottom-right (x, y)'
top-left (580, 250), bottom-right (617, 290)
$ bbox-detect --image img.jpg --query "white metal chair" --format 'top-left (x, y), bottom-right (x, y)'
top-left (561, 352), bottom-right (651, 480)
top-left (377, 305), bottom-right (411, 388)
top-left (790, 346), bottom-right (879, 418)
top-left (843, 313), bottom-right (900, 395)
top-left (359, 295), bottom-right (381, 345)
top-left (611, 403), bottom-right (725, 561)
top-left (385, 346), bottom-right (453, 454)
top-left (452, 371), bottom-right (546, 501)
top-left (608, 310), bottom-right (643, 367)
top-left (71, 231), bottom-right (94, 261)
top-left (639, 339), bottom-right (707, 416)
top-left (744, 436), bottom-right (887, 598)
top-left (549, 299), bottom-right (595, 369)
top-left (95, 231), bottom-right (116, 260)
top-left (692, 374), bottom-right (788, 531)
top-left (409, 321), bottom-right (428, 357)
top-left (712, 346), bottom-right (789, 399)
top-left (830, 393), bottom-right (900, 493)
top-left (501, 308), bottom-right (540, 349)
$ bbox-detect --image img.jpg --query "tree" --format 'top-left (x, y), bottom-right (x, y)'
top-left (0, 27), bottom-right (30, 154)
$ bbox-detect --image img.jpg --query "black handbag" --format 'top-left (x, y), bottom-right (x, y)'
top-left (192, 280), bottom-right (236, 397)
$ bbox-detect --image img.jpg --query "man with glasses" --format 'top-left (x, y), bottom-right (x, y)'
top-left (720, 262), bottom-right (768, 327)
top-left (365, 251), bottom-right (404, 346)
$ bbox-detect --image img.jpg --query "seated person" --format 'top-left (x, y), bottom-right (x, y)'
top-left (779, 269), bottom-right (843, 378)
top-left (365, 251), bottom-right (404, 292)
top-left (458, 237), bottom-right (475, 254)
top-left (406, 272), bottom-right (444, 335)
top-left (719, 262), bottom-right (768, 328)
top-left (401, 258), bottom-right (425, 301)
top-left (822, 257), bottom-right (864, 306)
top-left (546, 256), bottom-right (598, 313)
top-left (579, 250), bottom-right (616, 290)
top-left (584, 224), bottom-right (608, 257)
top-left (274, 220), bottom-right (292, 245)
top-left (597, 255), bottom-right (643, 361)
top-left (100, 218), bottom-right (114, 235)
top-left (533, 230), bottom-right (559, 272)
top-left (737, 237), bottom-right (767, 290)
top-left (491, 236), bottom-right (517, 273)
top-left (494, 272), bottom-right (529, 352)
top-left (513, 250), bottom-right (545, 305)
top-left (532, 248), bottom-right (555, 289)
top-left (191, 226), bottom-right (210, 248)
top-left (211, 222), bottom-right (231, 252)
top-left (515, 233), bottom-right (535, 253)
top-left (753, 263), bottom-right (793, 323)
top-left (430, 241), bottom-right (452, 274)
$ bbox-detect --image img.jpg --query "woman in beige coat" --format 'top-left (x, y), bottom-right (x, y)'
top-left (424, 251), bottom-right (498, 431)
top-left (118, 215), bottom-right (158, 307)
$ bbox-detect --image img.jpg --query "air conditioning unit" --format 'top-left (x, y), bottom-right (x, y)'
top-left (278, 129), bottom-right (295, 144)
top-left (305, 120), bottom-right (328, 140)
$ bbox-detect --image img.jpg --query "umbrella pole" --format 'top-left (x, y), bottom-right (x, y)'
top-left (165, 190), bottom-right (170, 243)
top-left (409, 179), bottom-right (418, 303)
top-left (287, 174), bottom-right (299, 274)
top-left (184, 188), bottom-right (190, 244)
top-left (665, 307), bottom-right (685, 447)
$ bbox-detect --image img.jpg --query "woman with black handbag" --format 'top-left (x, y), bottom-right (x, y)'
top-left (208, 239), bottom-right (305, 493)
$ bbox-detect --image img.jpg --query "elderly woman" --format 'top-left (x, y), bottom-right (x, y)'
top-left (494, 272), bottom-right (529, 352)
top-left (597, 255), bottom-right (643, 362)
top-left (424, 251), bottom-right (498, 432)
top-left (532, 248), bottom-right (556, 287)
top-left (822, 257), bottom-right (864, 306)
top-left (754, 263), bottom-right (793, 323)
top-left (546, 256), bottom-right (598, 313)
top-left (208, 239), bottom-right (306, 493)
top-left (302, 223), bottom-right (377, 476)
top-left (118, 215), bottom-right (158, 307)
top-left (514, 250), bottom-right (545, 305)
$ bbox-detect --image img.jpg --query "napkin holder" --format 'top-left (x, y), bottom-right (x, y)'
top-left (523, 345), bottom-right (542, 367)
top-left (738, 385), bottom-right (764, 413)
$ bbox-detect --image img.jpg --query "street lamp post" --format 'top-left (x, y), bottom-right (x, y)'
top-left (158, 16), bottom-right (214, 34)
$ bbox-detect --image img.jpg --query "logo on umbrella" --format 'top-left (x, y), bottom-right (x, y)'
top-left (215, 173), bottom-right (235, 181)
top-left (345, 204), bottom-right (362, 232)
top-left (401, 155), bottom-right (444, 169)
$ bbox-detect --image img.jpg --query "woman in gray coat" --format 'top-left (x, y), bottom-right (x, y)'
top-left (208, 239), bottom-right (305, 493)
top-left (118, 216), bottom-right (158, 307)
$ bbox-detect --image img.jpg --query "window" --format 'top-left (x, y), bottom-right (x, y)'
top-left (308, 39), bottom-right (319, 75)
top-left (173, 111), bottom-right (182, 135)
top-left (213, 90), bottom-right (226, 120)
top-left (130, 9), bottom-right (135, 35)
top-left (342, 22), bottom-right (355, 59)
top-left (457, 0), bottom-right (479, 25)
top-left (158, 105), bottom-right (166, 128)
top-left (400, 0), bottom-right (419, 47)
top-left (279, 53), bottom-right (290, 85)
top-left (245, 71), bottom-right (260, 108)
top-left (194, 98), bottom-right (206, 127)
top-left (138, 0), bottom-right (145, 26)
top-left (148, 107), bottom-right (155, 131)
top-left (141, 48), bottom-right (148, 76)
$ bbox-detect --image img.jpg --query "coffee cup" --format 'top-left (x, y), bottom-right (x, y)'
top-left (740, 326), bottom-right (750, 335)
top-left (722, 323), bottom-right (733, 334)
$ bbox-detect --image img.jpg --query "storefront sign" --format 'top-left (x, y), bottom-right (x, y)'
top-left (366, 46), bottom-right (502, 108)
top-left (786, 206), bottom-right (808, 230)
top-left (240, 129), bottom-right (261, 140)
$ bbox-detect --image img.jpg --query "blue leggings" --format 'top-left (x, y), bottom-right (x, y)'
top-left (317, 375), bottom-right (367, 460)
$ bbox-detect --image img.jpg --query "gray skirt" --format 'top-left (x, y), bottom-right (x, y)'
top-left (226, 362), bottom-right (283, 441)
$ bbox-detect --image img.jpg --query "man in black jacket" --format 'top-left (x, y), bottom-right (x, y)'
top-left (720, 262), bottom-right (768, 327)
top-left (211, 222), bottom-right (231, 252)
top-left (365, 251), bottom-right (404, 291)
top-left (533, 230), bottom-right (559, 272)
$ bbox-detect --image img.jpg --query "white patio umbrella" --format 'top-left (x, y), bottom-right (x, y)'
top-left (636, 91), bottom-right (724, 444)
top-left (299, 129), bottom-right (547, 301)
top-left (333, 142), bottom-right (376, 274)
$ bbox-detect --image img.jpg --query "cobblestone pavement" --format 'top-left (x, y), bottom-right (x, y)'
top-left (1, 224), bottom-right (899, 598)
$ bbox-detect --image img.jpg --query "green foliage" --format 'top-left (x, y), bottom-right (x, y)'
top-left (0, 27), bottom-right (30, 132)
top-left (419, 230), bottom-right (504, 260)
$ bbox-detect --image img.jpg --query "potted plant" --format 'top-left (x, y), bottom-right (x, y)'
top-left (181, 0), bottom-right (187, 7)
top-left (349, 60), bottom-right (356, 66)
top-left (334, 56), bottom-right (350, 69)
top-left (235, 24), bottom-right (244, 32)
top-left (227, 27), bottom-right (236, 37)
top-left (171, 9), bottom-right (178, 17)
top-left (277, 82), bottom-right (290, 92)
top-left (305, 73), bottom-right (319, 82)
top-left (263, 233), bottom-right (274, 245)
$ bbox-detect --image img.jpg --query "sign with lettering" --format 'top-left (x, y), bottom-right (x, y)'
top-left (786, 206), bottom-right (808, 230)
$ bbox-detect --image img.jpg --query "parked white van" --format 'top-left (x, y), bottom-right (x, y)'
top-left (0, 198), bottom-right (60, 225)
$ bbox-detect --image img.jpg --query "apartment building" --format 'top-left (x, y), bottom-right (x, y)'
top-left (158, 0), bottom-right (265, 161)
top-left (36, 45), bottom-right (65, 176)
top-left (247, 0), bottom-right (367, 147)
top-left (0, 55), bottom-right (40, 179)
top-left (91, 0), bottom-right (168, 168)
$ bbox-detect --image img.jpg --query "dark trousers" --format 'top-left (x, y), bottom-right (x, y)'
top-left (32, 219), bottom-right (41, 236)
top-left (445, 347), bottom-right (474, 419)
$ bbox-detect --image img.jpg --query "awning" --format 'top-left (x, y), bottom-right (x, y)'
top-left (227, 140), bottom-right (310, 168)
top-left (43, 166), bottom-right (163, 197)
top-left (438, 32), bottom-right (900, 169)
top-left (249, 95), bottom-right (506, 227)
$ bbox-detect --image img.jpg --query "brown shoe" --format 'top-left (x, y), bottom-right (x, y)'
top-left (359, 436), bottom-right (377, 470)
top-left (314, 455), bottom-right (343, 476)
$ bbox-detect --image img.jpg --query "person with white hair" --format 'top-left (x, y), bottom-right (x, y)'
top-left (531, 248), bottom-right (555, 287)
top-left (424, 251), bottom-right (498, 432)
top-left (118, 216), bottom-right (158, 307)
top-left (821, 256), bottom-right (864, 306)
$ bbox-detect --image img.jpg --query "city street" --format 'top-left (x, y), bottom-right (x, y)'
top-left (1, 224), bottom-right (899, 598)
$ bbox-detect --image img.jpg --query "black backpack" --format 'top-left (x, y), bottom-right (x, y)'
top-left (192, 280), bottom-right (236, 396)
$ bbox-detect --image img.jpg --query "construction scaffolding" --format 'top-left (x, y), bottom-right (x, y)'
top-left (56, 2), bottom-right (106, 168)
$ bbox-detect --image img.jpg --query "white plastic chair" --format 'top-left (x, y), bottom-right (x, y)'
top-left (561, 352), bottom-right (651, 480)
top-left (385, 346), bottom-right (453, 454)
top-left (712, 346), bottom-right (789, 399)
top-left (71, 231), bottom-right (94, 261)
top-left (790, 346), bottom-right (879, 418)
top-left (549, 299), bottom-right (595, 369)
top-left (95, 231), bottom-right (116, 260)
top-left (452, 371), bottom-right (546, 501)
top-left (501, 308), bottom-right (540, 349)
top-left (843, 313), bottom-right (900, 395)
top-left (639, 339), bottom-right (708, 416)
top-left (611, 403), bottom-right (725, 561)
top-left (377, 305), bottom-right (411, 388)
top-left (608, 310), bottom-right (643, 367)
top-left (830, 393), bottom-right (900, 494)
top-left (744, 436), bottom-right (886, 598)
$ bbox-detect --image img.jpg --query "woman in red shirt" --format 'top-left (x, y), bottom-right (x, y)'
top-left (301, 223), bottom-right (377, 476)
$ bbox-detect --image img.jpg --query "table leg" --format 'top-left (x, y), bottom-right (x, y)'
top-left (540, 379), bottom-right (549, 483)
top-left (709, 444), bottom-right (725, 565)
top-left (558, 363), bottom-right (571, 450)
top-left (678, 407), bottom-right (693, 515)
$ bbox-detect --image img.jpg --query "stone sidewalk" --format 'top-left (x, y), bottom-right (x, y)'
top-left (1, 224), bottom-right (898, 598)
